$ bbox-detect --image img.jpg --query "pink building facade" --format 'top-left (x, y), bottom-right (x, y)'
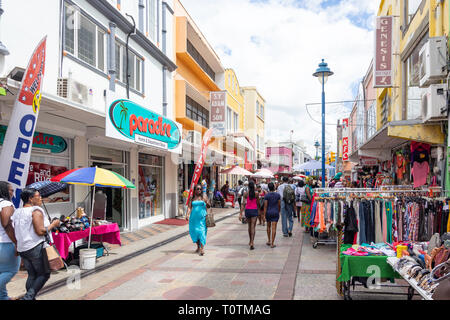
top-left (266, 146), bottom-right (293, 174)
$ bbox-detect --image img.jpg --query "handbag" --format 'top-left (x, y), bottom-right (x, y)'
top-left (205, 210), bottom-right (216, 228)
top-left (43, 233), bottom-right (64, 272)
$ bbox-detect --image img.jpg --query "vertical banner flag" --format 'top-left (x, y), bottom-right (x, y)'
top-left (0, 37), bottom-right (47, 207)
top-left (342, 118), bottom-right (349, 161)
top-left (374, 16), bottom-right (393, 88)
top-left (185, 127), bottom-right (215, 207)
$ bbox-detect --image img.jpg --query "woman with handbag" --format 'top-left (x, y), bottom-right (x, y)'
top-left (300, 179), bottom-right (313, 232)
top-left (11, 188), bottom-right (60, 300)
top-left (0, 181), bottom-right (20, 300)
top-left (186, 184), bottom-right (210, 256)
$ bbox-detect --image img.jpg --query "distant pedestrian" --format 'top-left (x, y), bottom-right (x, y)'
top-left (238, 181), bottom-right (249, 224)
top-left (0, 181), bottom-right (20, 300)
top-left (277, 176), bottom-right (295, 237)
top-left (12, 188), bottom-right (60, 300)
top-left (257, 185), bottom-right (266, 226)
top-left (264, 182), bottom-right (281, 248)
top-left (186, 184), bottom-right (210, 256)
top-left (236, 180), bottom-right (244, 210)
top-left (295, 180), bottom-right (306, 223)
top-left (240, 181), bottom-right (259, 250)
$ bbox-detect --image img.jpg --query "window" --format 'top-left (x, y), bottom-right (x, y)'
top-left (407, 0), bottom-right (422, 24)
top-left (187, 40), bottom-right (215, 81)
top-left (227, 107), bottom-right (232, 131)
top-left (186, 96), bottom-right (209, 128)
top-left (257, 134), bottom-right (260, 150)
top-left (148, 0), bottom-right (156, 42)
top-left (406, 34), bottom-right (428, 120)
top-left (260, 105), bottom-right (264, 119)
top-left (63, 3), bottom-right (105, 72)
top-left (256, 101), bottom-right (259, 116)
top-left (367, 102), bottom-right (376, 139)
top-left (233, 112), bottom-right (238, 132)
top-left (115, 42), bottom-right (143, 92)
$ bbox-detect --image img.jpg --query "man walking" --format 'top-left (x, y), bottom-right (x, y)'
top-left (277, 176), bottom-right (295, 237)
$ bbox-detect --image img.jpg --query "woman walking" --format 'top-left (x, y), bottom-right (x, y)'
top-left (240, 181), bottom-right (259, 250)
top-left (257, 184), bottom-right (266, 226)
top-left (0, 181), bottom-right (20, 300)
top-left (12, 188), bottom-right (60, 300)
top-left (186, 184), bottom-right (210, 256)
top-left (264, 182), bottom-right (281, 248)
top-left (300, 178), bottom-right (313, 232)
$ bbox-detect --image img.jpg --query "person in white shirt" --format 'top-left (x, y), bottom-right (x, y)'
top-left (12, 188), bottom-right (60, 300)
top-left (0, 181), bottom-right (19, 300)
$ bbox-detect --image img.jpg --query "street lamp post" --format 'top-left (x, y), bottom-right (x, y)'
top-left (313, 59), bottom-right (333, 187)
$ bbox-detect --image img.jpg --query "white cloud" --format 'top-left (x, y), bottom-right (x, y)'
top-left (180, 0), bottom-right (378, 156)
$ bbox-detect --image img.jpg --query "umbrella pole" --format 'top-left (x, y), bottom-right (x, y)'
top-left (88, 185), bottom-right (96, 249)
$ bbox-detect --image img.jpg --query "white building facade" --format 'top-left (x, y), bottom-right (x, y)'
top-left (0, 0), bottom-right (179, 231)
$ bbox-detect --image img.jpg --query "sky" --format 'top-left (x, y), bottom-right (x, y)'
top-left (181, 0), bottom-right (379, 157)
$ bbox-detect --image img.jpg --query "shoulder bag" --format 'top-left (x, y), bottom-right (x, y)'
top-left (42, 233), bottom-right (65, 272)
top-left (205, 207), bottom-right (216, 228)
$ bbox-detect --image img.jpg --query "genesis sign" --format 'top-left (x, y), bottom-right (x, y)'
top-left (106, 99), bottom-right (182, 154)
top-left (374, 16), bottom-right (393, 88)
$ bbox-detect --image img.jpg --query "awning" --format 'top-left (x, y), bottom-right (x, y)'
top-left (355, 121), bottom-right (445, 161)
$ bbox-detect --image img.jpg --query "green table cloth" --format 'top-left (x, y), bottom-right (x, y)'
top-left (337, 245), bottom-right (401, 282)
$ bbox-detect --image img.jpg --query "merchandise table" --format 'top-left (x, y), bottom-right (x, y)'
top-left (337, 244), bottom-right (408, 300)
top-left (52, 223), bottom-right (121, 260)
top-left (386, 257), bottom-right (433, 300)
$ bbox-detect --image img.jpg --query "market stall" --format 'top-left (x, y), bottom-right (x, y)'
top-left (313, 187), bottom-right (449, 300)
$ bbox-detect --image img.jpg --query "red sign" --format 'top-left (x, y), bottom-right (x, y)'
top-left (374, 16), bottom-right (393, 88)
top-left (342, 118), bottom-right (349, 161)
top-left (186, 128), bottom-right (215, 206)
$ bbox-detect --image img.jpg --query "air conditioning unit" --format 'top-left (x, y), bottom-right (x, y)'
top-left (419, 37), bottom-right (447, 88)
top-left (186, 130), bottom-right (202, 146)
top-left (421, 83), bottom-right (447, 122)
top-left (57, 78), bottom-right (93, 107)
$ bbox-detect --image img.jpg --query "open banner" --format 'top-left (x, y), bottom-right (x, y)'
top-left (0, 37), bottom-right (47, 207)
top-left (185, 128), bottom-right (215, 207)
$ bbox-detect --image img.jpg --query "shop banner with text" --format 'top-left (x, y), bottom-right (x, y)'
top-left (0, 37), bottom-right (47, 207)
top-left (374, 16), bottom-right (393, 88)
top-left (186, 127), bottom-right (215, 207)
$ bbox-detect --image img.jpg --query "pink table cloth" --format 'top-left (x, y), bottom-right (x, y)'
top-left (52, 223), bottom-right (121, 259)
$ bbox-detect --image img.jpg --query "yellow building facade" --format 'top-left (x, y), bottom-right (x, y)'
top-left (242, 86), bottom-right (266, 163)
top-left (359, 0), bottom-right (449, 187)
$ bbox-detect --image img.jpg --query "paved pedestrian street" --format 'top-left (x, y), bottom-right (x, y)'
top-left (6, 208), bottom-right (417, 301)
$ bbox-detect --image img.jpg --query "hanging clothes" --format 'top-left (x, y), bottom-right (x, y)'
top-left (344, 202), bottom-right (358, 244)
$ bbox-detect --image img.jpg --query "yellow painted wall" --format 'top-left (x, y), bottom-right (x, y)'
top-left (225, 69), bottom-right (245, 131)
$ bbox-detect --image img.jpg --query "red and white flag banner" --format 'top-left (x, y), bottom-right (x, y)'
top-left (185, 128), bottom-right (215, 207)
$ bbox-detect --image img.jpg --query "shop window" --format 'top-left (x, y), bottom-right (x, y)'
top-left (138, 153), bottom-right (163, 219)
top-left (63, 3), bottom-right (106, 72)
top-left (405, 34), bottom-right (428, 120)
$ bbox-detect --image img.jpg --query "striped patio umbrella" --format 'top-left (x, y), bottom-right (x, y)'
top-left (50, 167), bottom-right (135, 189)
top-left (50, 167), bottom-right (135, 249)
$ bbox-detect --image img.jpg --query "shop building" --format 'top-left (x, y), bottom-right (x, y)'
top-left (173, 0), bottom-right (227, 211)
top-left (0, 0), bottom-right (179, 230)
top-left (241, 86), bottom-right (266, 169)
top-left (345, 0), bottom-right (449, 189)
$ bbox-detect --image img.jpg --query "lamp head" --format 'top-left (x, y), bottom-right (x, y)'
top-left (313, 59), bottom-right (334, 84)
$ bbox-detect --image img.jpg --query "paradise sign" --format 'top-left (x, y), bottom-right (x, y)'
top-left (106, 99), bottom-right (182, 154)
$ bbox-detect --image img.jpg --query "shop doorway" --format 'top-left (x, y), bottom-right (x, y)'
top-left (91, 162), bottom-right (127, 229)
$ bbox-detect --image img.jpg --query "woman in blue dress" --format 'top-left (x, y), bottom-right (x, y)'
top-left (186, 184), bottom-right (210, 256)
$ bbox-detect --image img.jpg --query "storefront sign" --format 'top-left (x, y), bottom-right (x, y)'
top-left (342, 118), bottom-right (349, 161)
top-left (210, 91), bottom-right (226, 137)
top-left (360, 156), bottom-right (378, 166)
top-left (106, 98), bottom-right (182, 154)
top-left (186, 127), bottom-right (215, 207)
top-left (0, 125), bottom-right (67, 153)
top-left (374, 16), bottom-right (393, 88)
top-left (0, 37), bottom-right (47, 207)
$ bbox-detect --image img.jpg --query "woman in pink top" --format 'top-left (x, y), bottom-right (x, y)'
top-left (240, 181), bottom-right (259, 250)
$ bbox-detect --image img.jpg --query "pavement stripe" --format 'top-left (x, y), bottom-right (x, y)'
top-left (273, 227), bottom-right (303, 300)
top-left (146, 266), bottom-right (283, 274)
top-left (299, 269), bottom-right (335, 274)
top-left (80, 267), bottom-right (147, 300)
